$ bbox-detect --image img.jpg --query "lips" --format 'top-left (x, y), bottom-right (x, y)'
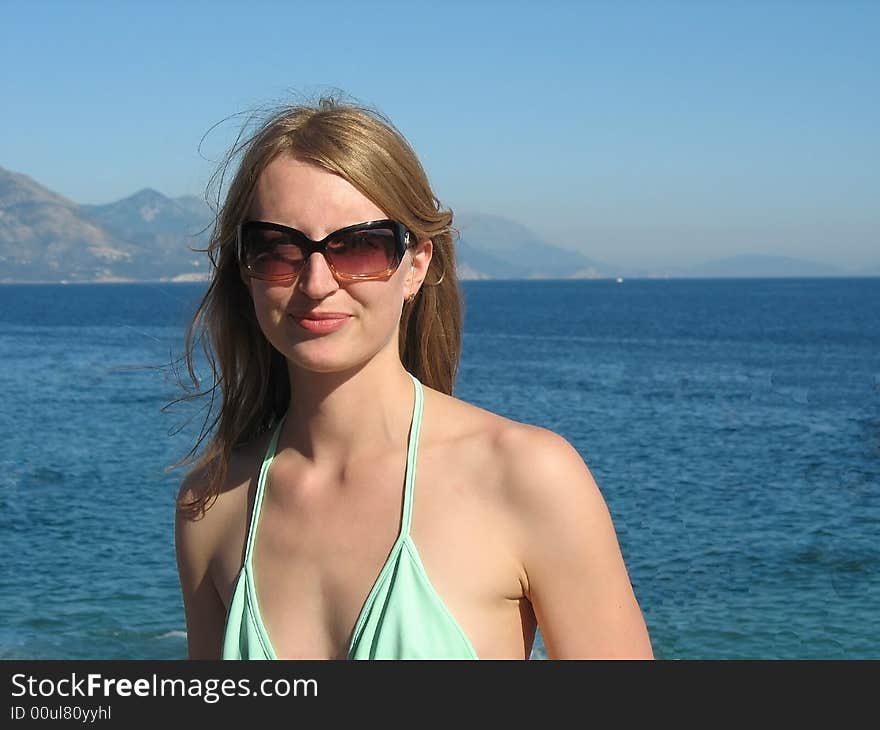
top-left (289, 312), bottom-right (352, 333)
top-left (289, 312), bottom-right (351, 320)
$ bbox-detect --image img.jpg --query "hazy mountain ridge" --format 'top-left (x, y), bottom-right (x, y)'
top-left (80, 188), bottom-right (214, 276)
top-left (0, 168), bottom-right (142, 282)
top-left (0, 168), bottom-right (213, 282)
top-left (613, 254), bottom-right (865, 280)
top-left (684, 254), bottom-right (850, 278)
top-left (455, 211), bottom-right (609, 279)
top-left (0, 165), bottom-right (875, 282)
top-left (82, 188), bottom-right (213, 241)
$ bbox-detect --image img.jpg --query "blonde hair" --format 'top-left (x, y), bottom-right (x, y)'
top-left (173, 97), bottom-right (463, 518)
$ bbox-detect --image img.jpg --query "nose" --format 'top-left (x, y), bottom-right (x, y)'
top-left (295, 251), bottom-right (340, 299)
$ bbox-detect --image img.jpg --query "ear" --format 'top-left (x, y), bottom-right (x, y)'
top-left (406, 238), bottom-right (433, 299)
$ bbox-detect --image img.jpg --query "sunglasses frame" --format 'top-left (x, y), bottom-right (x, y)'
top-left (237, 218), bottom-right (412, 282)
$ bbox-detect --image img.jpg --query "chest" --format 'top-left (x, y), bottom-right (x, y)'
top-left (214, 443), bottom-right (532, 659)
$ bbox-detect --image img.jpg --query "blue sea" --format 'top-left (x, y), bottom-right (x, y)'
top-left (1, 278), bottom-right (878, 660)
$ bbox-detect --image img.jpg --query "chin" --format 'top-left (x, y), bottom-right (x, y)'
top-left (283, 342), bottom-right (367, 374)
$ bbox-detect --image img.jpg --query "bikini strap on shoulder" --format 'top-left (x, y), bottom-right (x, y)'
top-left (401, 372), bottom-right (424, 537)
top-left (245, 416), bottom-right (286, 564)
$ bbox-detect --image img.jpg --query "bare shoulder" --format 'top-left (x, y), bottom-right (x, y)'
top-left (488, 419), bottom-right (620, 572)
top-left (175, 433), bottom-right (270, 545)
top-left (427, 386), bottom-right (597, 505)
top-left (422, 386), bottom-right (528, 476)
top-left (495, 422), bottom-right (606, 517)
top-left (426, 390), bottom-right (600, 543)
top-left (174, 437), bottom-right (261, 590)
top-left (173, 433), bottom-right (270, 659)
top-left (462, 414), bottom-right (654, 658)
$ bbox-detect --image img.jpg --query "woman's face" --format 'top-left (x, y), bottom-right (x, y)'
top-left (242, 154), bottom-right (431, 374)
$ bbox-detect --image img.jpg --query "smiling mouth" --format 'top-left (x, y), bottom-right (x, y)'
top-left (290, 314), bottom-right (351, 332)
top-left (289, 312), bottom-right (351, 320)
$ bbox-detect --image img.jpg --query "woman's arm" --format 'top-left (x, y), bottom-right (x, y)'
top-left (174, 474), bottom-right (228, 660)
top-left (502, 426), bottom-right (654, 659)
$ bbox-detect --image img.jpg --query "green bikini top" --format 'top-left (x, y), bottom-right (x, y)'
top-left (221, 371), bottom-right (479, 660)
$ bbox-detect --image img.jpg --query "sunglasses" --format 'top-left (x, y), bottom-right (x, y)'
top-left (237, 219), bottom-right (413, 282)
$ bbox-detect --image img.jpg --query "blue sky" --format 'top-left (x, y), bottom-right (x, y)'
top-left (2, 0), bottom-right (877, 269)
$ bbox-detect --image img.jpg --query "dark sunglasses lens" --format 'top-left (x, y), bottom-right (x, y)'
top-left (327, 228), bottom-right (398, 275)
top-left (241, 226), bottom-right (305, 278)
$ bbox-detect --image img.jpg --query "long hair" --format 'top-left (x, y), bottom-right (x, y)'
top-left (172, 97), bottom-right (463, 518)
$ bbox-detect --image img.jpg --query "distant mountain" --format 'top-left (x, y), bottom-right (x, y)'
top-left (0, 166), bottom-right (212, 282)
top-left (606, 263), bottom-right (690, 279)
top-left (81, 188), bottom-right (213, 275)
top-left (454, 212), bottom-right (612, 279)
top-left (82, 188), bottom-right (212, 241)
top-left (680, 254), bottom-right (849, 278)
top-left (167, 194), bottom-right (216, 220)
top-left (0, 168), bottom-right (618, 283)
top-left (608, 255), bottom-right (866, 280)
top-left (0, 165), bottom-right (876, 282)
top-left (0, 167), bottom-right (141, 282)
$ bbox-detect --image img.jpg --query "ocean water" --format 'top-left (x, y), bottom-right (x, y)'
top-left (0, 278), bottom-right (877, 660)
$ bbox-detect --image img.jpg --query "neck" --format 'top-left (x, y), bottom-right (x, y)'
top-left (280, 352), bottom-right (416, 470)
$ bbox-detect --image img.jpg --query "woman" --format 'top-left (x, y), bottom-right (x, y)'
top-left (174, 98), bottom-right (653, 660)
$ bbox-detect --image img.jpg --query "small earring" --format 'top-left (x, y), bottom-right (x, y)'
top-left (405, 263), bottom-right (417, 303)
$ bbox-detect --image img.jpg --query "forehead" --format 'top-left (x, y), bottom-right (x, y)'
top-left (248, 155), bottom-right (386, 237)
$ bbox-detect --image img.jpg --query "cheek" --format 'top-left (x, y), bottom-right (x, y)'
top-left (370, 301), bottom-right (403, 337)
top-left (350, 283), bottom-right (404, 329)
top-left (250, 287), bottom-right (290, 331)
